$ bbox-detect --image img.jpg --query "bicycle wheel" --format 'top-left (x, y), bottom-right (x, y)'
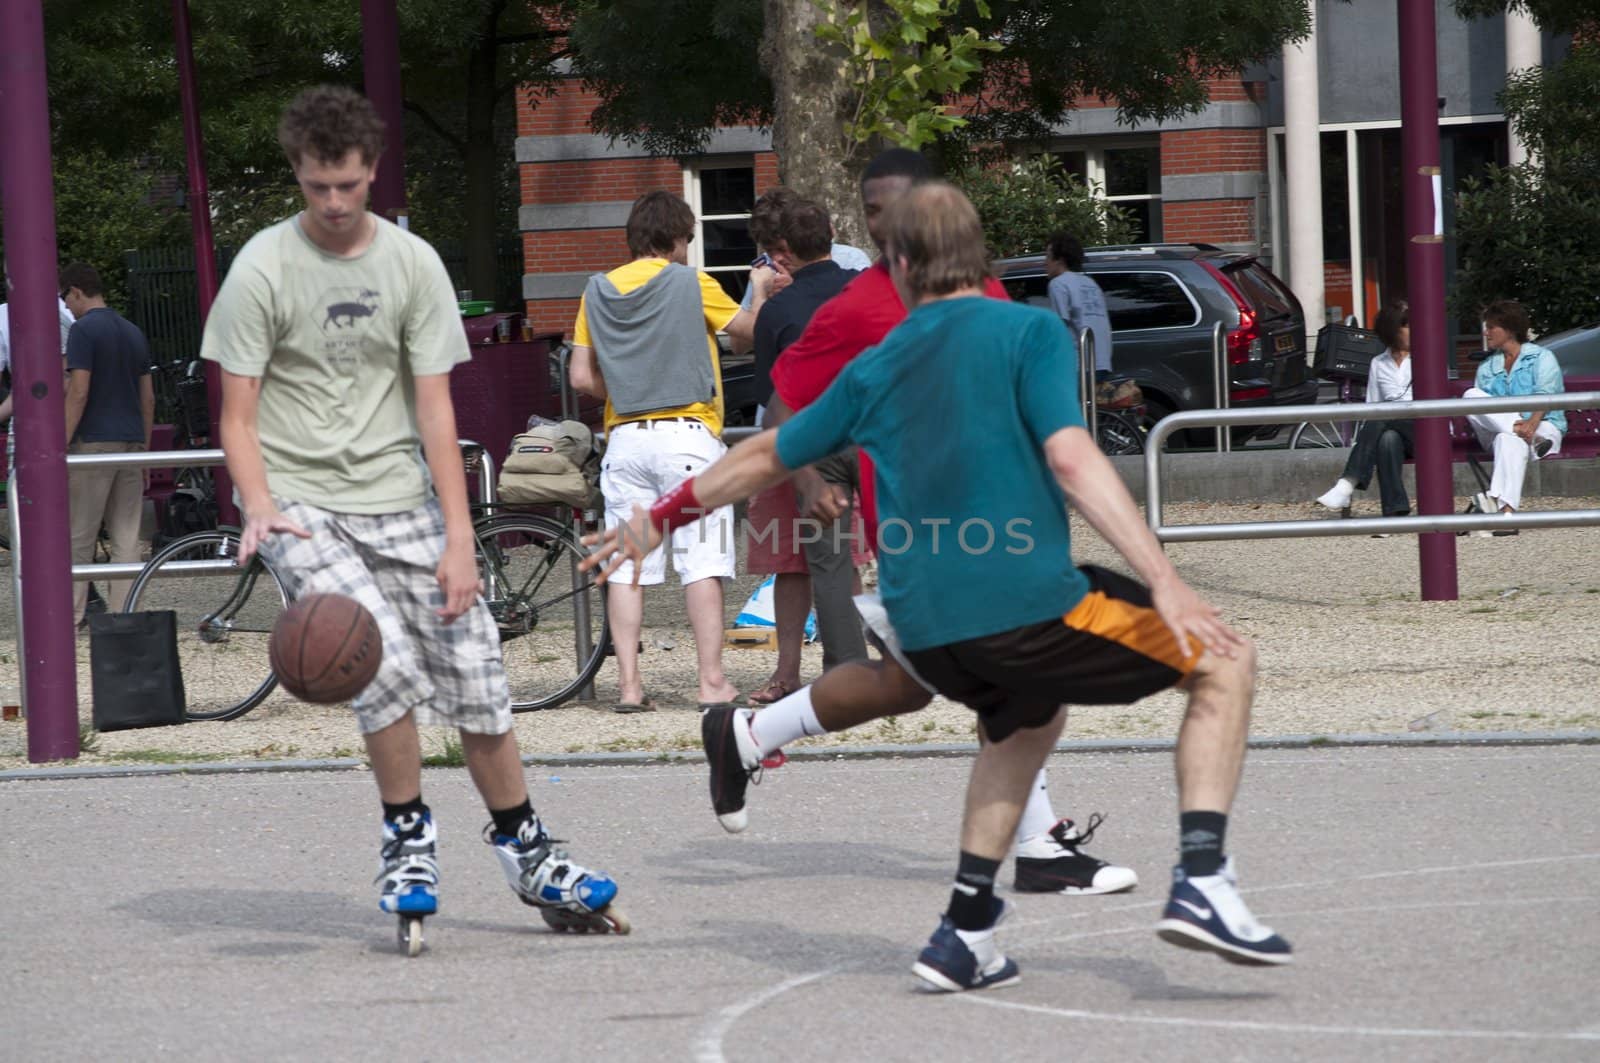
top-left (122, 530), bottom-right (288, 722)
top-left (475, 514), bottom-right (609, 711)
top-left (1290, 419), bottom-right (1361, 449)
top-left (1095, 410), bottom-right (1146, 456)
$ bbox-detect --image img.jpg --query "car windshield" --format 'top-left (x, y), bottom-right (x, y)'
top-left (1543, 324), bottom-right (1600, 377)
top-left (1222, 260), bottom-right (1297, 323)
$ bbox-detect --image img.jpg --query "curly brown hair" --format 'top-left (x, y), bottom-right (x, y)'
top-left (277, 85), bottom-right (386, 168)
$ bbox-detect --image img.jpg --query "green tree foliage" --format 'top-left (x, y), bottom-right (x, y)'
top-left (2, 0), bottom-right (563, 308)
top-left (563, 0), bottom-right (772, 157)
top-left (953, 155), bottom-right (1135, 260)
top-left (42, 153), bottom-right (191, 310)
top-left (1452, 45), bottom-right (1600, 332)
top-left (1451, 0), bottom-right (1599, 36)
top-left (568, 0), bottom-right (1310, 156)
top-left (813, 0), bottom-right (1001, 150)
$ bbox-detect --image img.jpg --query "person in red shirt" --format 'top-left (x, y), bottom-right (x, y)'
top-left (706, 149), bottom-right (1136, 898)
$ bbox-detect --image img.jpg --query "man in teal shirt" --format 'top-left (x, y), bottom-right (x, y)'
top-left (585, 182), bottom-right (1291, 988)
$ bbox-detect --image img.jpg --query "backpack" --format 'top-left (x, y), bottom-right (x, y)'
top-left (154, 485), bottom-right (218, 549)
top-left (497, 418), bottom-right (601, 509)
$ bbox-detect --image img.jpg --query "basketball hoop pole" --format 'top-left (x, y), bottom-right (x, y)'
top-left (1, 0), bottom-right (79, 761)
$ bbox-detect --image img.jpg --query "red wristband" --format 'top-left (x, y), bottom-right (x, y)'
top-left (649, 477), bottom-right (703, 534)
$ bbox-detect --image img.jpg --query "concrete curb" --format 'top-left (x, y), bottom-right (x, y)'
top-left (1, 729), bottom-right (1594, 782)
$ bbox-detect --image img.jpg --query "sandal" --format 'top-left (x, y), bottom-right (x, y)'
top-left (746, 679), bottom-right (797, 706)
top-left (613, 697), bottom-right (658, 714)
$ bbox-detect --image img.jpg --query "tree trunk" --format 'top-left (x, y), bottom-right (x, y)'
top-left (760, 0), bottom-right (871, 249)
top-left (464, 15), bottom-right (502, 305)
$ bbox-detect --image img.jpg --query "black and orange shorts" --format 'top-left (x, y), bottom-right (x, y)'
top-left (902, 565), bottom-right (1202, 742)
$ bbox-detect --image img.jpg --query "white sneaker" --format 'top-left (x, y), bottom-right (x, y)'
top-left (1315, 479), bottom-right (1354, 511)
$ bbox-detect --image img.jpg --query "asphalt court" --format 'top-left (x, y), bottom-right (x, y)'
top-left (2, 744), bottom-right (1597, 1062)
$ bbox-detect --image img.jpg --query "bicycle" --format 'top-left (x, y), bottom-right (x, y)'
top-left (1288, 374), bottom-right (1365, 449)
top-left (1094, 405), bottom-right (1146, 456)
top-left (122, 508), bottom-right (610, 722)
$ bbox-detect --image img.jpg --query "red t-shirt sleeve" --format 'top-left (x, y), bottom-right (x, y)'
top-left (984, 275), bottom-right (1012, 301)
top-left (772, 265), bottom-right (906, 411)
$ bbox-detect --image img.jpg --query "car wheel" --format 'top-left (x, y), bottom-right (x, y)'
top-left (1139, 398), bottom-right (1205, 450)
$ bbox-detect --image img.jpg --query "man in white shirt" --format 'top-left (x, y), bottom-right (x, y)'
top-left (1314, 301), bottom-right (1414, 521)
top-left (0, 275), bottom-right (78, 474)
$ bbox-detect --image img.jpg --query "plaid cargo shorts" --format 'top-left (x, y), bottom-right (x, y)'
top-left (255, 497), bottom-right (513, 736)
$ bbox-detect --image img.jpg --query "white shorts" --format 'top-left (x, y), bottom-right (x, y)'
top-left (601, 419), bottom-right (737, 586)
top-left (853, 592), bottom-right (937, 695)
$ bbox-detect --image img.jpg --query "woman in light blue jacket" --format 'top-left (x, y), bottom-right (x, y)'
top-left (1464, 300), bottom-right (1565, 535)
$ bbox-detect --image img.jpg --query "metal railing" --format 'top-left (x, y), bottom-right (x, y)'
top-left (1077, 328), bottom-right (1098, 443)
top-left (6, 441), bottom-right (508, 720)
top-left (1210, 321), bottom-right (1231, 454)
top-left (1143, 391), bottom-right (1600, 541)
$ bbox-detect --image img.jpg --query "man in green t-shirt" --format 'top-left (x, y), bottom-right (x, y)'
top-left (202, 86), bottom-right (628, 944)
top-left (585, 182), bottom-right (1290, 988)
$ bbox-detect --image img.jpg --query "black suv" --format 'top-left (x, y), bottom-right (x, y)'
top-left (997, 244), bottom-right (1317, 441)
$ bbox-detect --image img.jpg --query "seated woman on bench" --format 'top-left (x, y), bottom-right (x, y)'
top-left (1463, 300), bottom-right (1566, 536)
top-left (1315, 301), bottom-right (1414, 519)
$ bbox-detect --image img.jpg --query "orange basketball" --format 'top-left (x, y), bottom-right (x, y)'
top-left (269, 593), bottom-right (383, 704)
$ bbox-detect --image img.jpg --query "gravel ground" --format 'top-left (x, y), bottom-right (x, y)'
top-left (3, 495), bottom-right (1598, 769)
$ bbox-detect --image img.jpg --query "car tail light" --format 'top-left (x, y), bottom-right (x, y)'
top-left (1229, 386), bottom-right (1270, 402)
top-left (1200, 261), bottom-right (1258, 365)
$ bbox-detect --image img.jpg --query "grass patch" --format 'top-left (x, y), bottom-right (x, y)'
top-left (104, 749), bottom-right (236, 764)
top-left (1467, 606), bottom-right (1496, 614)
top-left (595, 733), bottom-right (698, 754)
top-left (422, 734), bottom-right (465, 768)
top-left (1307, 735), bottom-right (1333, 747)
top-left (78, 724), bottom-right (101, 754)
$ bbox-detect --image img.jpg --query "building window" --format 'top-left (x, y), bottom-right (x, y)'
top-left (1052, 143), bottom-right (1163, 243)
top-left (683, 161), bottom-right (757, 301)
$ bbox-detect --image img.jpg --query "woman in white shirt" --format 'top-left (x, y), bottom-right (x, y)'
top-left (1315, 301), bottom-right (1414, 518)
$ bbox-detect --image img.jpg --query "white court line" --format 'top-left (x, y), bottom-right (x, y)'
top-left (960, 997), bottom-right (1600, 1044)
top-left (692, 967), bottom-right (844, 1063)
top-left (1007, 851), bottom-right (1600, 934)
top-left (691, 856), bottom-right (1600, 1058)
top-left (1026, 894), bottom-right (1595, 949)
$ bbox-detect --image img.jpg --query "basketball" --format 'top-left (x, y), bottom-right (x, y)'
top-left (269, 593), bottom-right (383, 704)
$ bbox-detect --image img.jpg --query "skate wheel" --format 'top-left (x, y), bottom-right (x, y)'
top-left (601, 904), bottom-right (631, 935)
top-left (539, 904), bottom-right (631, 936)
top-left (399, 916), bottom-right (425, 957)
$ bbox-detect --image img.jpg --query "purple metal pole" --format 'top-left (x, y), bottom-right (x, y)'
top-left (171, 0), bottom-right (238, 525)
top-left (362, 0), bottom-right (409, 227)
top-left (1398, 0), bottom-right (1459, 600)
top-left (0, 0), bottom-right (79, 760)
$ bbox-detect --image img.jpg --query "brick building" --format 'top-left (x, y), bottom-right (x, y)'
top-left (515, 1), bottom-right (1560, 343)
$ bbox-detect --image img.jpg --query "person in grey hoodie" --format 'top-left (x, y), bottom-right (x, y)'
top-left (569, 190), bottom-right (774, 713)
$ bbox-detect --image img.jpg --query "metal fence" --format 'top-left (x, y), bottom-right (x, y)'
top-left (122, 239), bottom-right (524, 374)
top-left (1143, 391), bottom-right (1600, 541)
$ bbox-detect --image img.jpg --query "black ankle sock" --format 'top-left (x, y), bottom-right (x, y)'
top-left (947, 851), bottom-right (1001, 931)
top-left (381, 796), bottom-right (427, 823)
top-left (490, 798), bottom-right (536, 839)
top-left (1179, 810), bottom-right (1228, 877)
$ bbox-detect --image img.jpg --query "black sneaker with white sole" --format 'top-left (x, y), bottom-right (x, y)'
top-left (1013, 814), bottom-right (1138, 895)
top-left (700, 705), bottom-right (762, 834)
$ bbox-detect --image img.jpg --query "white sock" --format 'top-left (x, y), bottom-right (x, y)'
top-left (749, 684), bottom-right (823, 755)
top-left (1013, 769), bottom-right (1056, 844)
